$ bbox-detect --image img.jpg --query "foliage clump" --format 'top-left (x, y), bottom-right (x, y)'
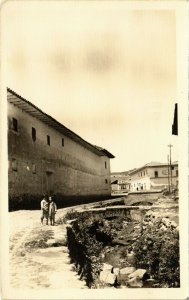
top-left (133, 214), bottom-right (180, 287)
top-left (66, 208), bottom-right (180, 288)
top-left (67, 215), bottom-right (111, 287)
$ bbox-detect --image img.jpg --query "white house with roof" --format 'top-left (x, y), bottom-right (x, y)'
top-left (129, 162), bottom-right (178, 192)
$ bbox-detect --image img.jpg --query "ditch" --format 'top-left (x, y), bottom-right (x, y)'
top-left (66, 202), bottom-right (179, 288)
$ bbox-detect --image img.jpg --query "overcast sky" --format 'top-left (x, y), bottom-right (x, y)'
top-left (2, 1), bottom-right (179, 172)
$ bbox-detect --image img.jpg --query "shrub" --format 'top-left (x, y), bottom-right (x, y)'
top-left (67, 215), bottom-right (108, 287)
top-left (133, 218), bottom-right (180, 287)
top-left (63, 209), bottom-right (81, 222)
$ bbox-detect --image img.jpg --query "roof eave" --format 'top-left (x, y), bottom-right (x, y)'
top-left (129, 162), bottom-right (178, 175)
top-left (7, 88), bottom-right (114, 159)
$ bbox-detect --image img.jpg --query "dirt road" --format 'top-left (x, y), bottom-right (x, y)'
top-left (9, 208), bottom-right (87, 289)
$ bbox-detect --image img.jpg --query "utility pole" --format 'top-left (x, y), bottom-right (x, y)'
top-left (167, 154), bottom-right (170, 193)
top-left (168, 144), bottom-right (173, 193)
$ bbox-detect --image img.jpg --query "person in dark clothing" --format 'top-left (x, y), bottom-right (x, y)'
top-left (48, 196), bottom-right (57, 226)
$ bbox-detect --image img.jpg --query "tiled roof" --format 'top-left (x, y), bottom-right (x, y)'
top-left (7, 88), bottom-right (115, 159)
top-left (94, 145), bottom-right (115, 158)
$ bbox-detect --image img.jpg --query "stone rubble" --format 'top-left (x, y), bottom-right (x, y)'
top-left (120, 267), bottom-right (136, 275)
top-left (127, 276), bottom-right (143, 288)
top-left (99, 265), bottom-right (149, 288)
top-left (99, 270), bottom-right (116, 285)
top-left (128, 269), bottom-right (147, 279)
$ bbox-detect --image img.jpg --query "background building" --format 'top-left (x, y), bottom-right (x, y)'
top-left (111, 179), bottom-right (130, 193)
top-left (8, 88), bottom-right (114, 209)
top-left (129, 162), bottom-right (178, 192)
top-left (111, 173), bottom-right (131, 194)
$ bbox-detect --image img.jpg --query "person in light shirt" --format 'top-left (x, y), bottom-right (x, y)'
top-left (40, 194), bottom-right (49, 225)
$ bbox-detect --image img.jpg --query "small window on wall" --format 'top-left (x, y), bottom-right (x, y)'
top-left (47, 135), bottom-right (50, 146)
top-left (155, 171), bottom-right (158, 178)
top-left (105, 179), bottom-right (108, 184)
top-left (176, 170), bottom-right (178, 176)
top-left (32, 164), bottom-right (36, 174)
top-left (12, 118), bottom-right (18, 132)
top-left (105, 161), bottom-right (107, 169)
top-left (62, 138), bottom-right (64, 147)
top-left (12, 159), bottom-right (17, 171)
top-left (32, 127), bottom-right (36, 141)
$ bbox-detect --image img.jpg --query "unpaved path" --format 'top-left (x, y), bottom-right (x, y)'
top-left (9, 208), bottom-right (87, 289)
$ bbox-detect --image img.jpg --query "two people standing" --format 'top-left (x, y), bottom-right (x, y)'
top-left (41, 194), bottom-right (57, 226)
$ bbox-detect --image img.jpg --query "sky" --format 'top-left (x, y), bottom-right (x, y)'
top-left (2, 1), bottom-right (179, 172)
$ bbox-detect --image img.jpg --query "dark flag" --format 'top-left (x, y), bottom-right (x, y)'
top-left (172, 103), bottom-right (178, 135)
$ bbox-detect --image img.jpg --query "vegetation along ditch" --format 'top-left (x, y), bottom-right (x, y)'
top-left (64, 203), bottom-right (179, 289)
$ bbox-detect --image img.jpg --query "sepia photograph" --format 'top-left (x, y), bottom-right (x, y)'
top-left (0, 1), bottom-right (188, 299)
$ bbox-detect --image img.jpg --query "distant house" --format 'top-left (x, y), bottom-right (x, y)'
top-left (129, 162), bottom-right (178, 192)
top-left (7, 88), bottom-right (115, 208)
top-left (111, 174), bottom-right (130, 193)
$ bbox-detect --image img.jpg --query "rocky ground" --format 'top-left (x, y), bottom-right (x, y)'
top-left (96, 208), bottom-right (179, 288)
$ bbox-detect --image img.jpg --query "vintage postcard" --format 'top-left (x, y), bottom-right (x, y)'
top-left (0, 1), bottom-right (188, 299)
